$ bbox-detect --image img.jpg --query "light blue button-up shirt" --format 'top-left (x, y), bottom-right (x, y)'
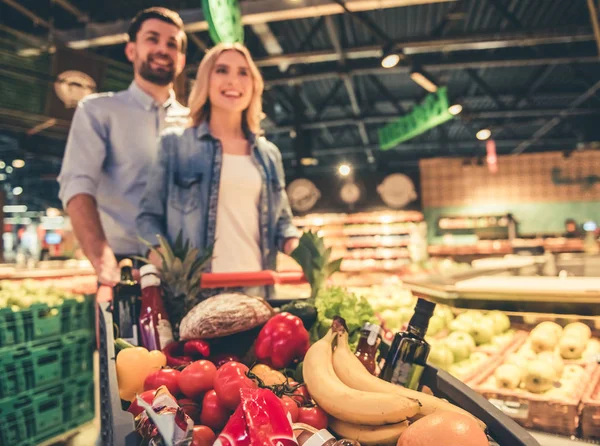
top-left (58, 82), bottom-right (189, 255)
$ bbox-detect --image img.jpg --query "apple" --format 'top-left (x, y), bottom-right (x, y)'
top-left (427, 315), bottom-right (445, 336)
top-left (469, 319), bottom-right (495, 345)
top-left (445, 331), bottom-right (476, 363)
top-left (434, 306), bottom-right (454, 325)
top-left (486, 311), bottom-right (511, 335)
top-left (380, 309), bottom-right (403, 329)
top-left (427, 343), bottom-right (454, 370)
top-left (398, 308), bottom-right (414, 324)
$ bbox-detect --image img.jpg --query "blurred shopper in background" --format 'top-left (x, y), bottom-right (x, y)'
top-left (58, 7), bottom-right (188, 285)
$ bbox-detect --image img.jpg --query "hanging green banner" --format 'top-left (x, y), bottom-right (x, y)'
top-left (202, 0), bottom-right (244, 44)
top-left (378, 86), bottom-right (454, 151)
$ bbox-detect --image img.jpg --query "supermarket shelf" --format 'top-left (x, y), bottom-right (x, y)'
top-left (529, 431), bottom-right (600, 446)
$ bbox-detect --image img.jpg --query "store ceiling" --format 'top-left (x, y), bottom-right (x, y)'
top-left (1, 0), bottom-right (600, 210)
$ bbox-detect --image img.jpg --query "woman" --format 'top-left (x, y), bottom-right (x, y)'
top-left (137, 43), bottom-right (299, 297)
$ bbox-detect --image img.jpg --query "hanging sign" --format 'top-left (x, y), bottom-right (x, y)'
top-left (486, 139), bottom-right (498, 173)
top-left (378, 86), bottom-right (454, 151)
top-left (202, 0), bottom-right (244, 44)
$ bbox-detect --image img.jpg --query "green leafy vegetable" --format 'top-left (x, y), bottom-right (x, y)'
top-left (309, 286), bottom-right (377, 348)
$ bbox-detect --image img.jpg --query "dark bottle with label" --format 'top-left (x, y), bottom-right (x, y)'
top-left (379, 298), bottom-right (435, 390)
top-left (113, 259), bottom-right (142, 346)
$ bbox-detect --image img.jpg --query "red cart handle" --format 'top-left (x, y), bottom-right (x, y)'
top-left (200, 271), bottom-right (306, 288)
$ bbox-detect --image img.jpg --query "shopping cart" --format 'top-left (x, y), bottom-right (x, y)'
top-left (97, 271), bottom-right (540, 446)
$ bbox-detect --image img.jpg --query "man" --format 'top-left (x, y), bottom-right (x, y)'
top-left (58, 7), bottom-right (188, 285)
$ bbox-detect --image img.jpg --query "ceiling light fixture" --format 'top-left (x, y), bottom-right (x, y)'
top-left (300, 157), bottom-right (319, 166)
top-left (476, 128), bottom-right (492, 141)
top-left (410, 67), bottom-right (438, 93)
top-left (338, 163), bottom-right (352, 176)
top-left (448, 104), bottom-right (463, 115)
top-left (12, 187), bottom-right (23, 196)
top-left (0, 161), bottom-right (5, 169)
top-left (6, 167), bottom-right (13, 174)
top-left (381, 44), bottom-right (402, 69)
top-left (12, 159), bottom-right (25, 168)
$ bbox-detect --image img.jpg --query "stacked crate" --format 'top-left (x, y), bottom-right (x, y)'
top-left (0, 290), bottom-right (96, 446)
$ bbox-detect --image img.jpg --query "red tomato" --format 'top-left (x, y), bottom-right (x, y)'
top-left (179, 360), bottom-right (217, 400)
top-left (191, 425), bottom-right (216, 446)
top-left (288, 381), bottom-right (310, 406)
top-left (178, 398), bottom-right (201, 423)
top-left (280, 396), bottom-right (299, 423)
top-left (144, 369), bottom-right (181, 396)
top-left (213, 361), bottom-right (257, 410)
top-left (200, 390), bottom-right (231, 431)
top-left (298, 406), bottom-right (328, 430)
top-left (126, 390), bottom-right (155, 417)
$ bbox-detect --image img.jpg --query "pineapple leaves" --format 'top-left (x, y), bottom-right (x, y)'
top-left (290, 231), bottom-right (343, 301)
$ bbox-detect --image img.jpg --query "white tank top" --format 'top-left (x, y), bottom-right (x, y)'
top-left (211, 153), bottom-right (262, 273)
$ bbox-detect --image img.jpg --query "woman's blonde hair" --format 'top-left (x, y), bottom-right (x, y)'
top-left (188, 43), bottom-right (264, 134)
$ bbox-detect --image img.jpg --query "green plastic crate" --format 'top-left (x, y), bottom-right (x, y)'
top-left (0, 294), bottom-right (94, 349)
top-left (0, 306), bottom-right (25, 348)
top-left (0, 374), bottom-right (95, 446)
top-left (0, 330), bottom-right (94, 401)
top-left (61, 330), bottom-right (95, 379)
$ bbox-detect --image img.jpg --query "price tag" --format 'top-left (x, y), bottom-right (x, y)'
top-left (489, 399), bottom-right (530, 420)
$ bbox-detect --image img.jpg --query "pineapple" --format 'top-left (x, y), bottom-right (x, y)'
top-left (138, 232), bottom-right (212, 337)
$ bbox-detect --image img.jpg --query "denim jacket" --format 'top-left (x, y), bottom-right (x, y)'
top-left (136, 122), bottom-right (298, 290)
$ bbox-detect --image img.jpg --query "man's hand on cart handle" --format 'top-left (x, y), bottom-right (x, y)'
top-left (93, 245), bottom-right (120, 287)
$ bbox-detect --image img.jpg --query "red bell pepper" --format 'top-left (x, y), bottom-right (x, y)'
top-left (215, 388), bottom-right (297, 446)
top-left (255, 313), bottom-right (310, 369)
top-left (162, 339), bottom-right (210, 368)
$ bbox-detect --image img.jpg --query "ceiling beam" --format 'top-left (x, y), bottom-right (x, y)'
top-left (324, 16), bottom-right (369, 146)
top-left (265, 108), bottom-right (600, 134)
top-left (587, 0), bottom-right (600, 56)
top-left (2, 0), bottom-right (50, 29)
top-left (263, 54), bottom-right (600, 86)
top-left (465, 69), bottom-right (507, 109)
top-left (513, 78), bottom-right (600, 155)
top-left (46, 0), bottom-right (452, 51)
top-left (279, 138), bottom-right (578, 159)
top-left (250, 28), bottom-right (595, 69)
top-left (52, 0), bottom-right (89, 22)
top-left (188, 33), bottom-right (209, 53)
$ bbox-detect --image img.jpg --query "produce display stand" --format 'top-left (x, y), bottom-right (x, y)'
top-left (98, 270), bottom-right (540, 446)
top-left (402, 274), bottom-right (600, 315)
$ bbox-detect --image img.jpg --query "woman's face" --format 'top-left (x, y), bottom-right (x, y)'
top-left (208, 50), bottom-right (254, 115)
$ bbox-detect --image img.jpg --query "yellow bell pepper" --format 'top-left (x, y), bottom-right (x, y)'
top-left (116, 347), bottom-right (166, 401)
top-left (251, 364), bottom-right (287, 386)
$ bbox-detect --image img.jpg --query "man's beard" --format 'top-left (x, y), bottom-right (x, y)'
top-left (138, 56), bottom-right (175, 86)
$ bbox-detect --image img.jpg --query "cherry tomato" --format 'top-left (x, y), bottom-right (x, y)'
top-left (144, 369), bottom-right (181, 396)
top-left (191, 425), bottom-right (216, 446)
top-left (288, 381), bottom-right (311, 406)
top-left (280, 396), bottom-right (299, 423)
top-left (126, 390), bottom-right (155, 417)
top-left (298, 406), bottom-right (328, 429)
top-left (200, 390), bottom-right (231, 431)
top-left (178, 398), bottom-right (201, 423)
top-left (179, 360), bottom-right (217, 400)
top-left (213, 361), bottom-right (257, 410)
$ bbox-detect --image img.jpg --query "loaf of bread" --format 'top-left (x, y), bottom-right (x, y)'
top-left (179, 292), bottom-right (274, 340)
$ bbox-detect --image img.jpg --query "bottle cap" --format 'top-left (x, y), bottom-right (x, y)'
top-left (118, 258), bottom-right (133, 268)
top-left (303, 429), bottom-right (335, 446)
top-left (414, 298), bottom-right (435, 315)
top-left (140, 264), bottom-right (159, 277)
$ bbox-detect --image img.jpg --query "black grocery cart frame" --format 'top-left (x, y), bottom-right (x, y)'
top-left (97, 271), bottom-right (540, 446)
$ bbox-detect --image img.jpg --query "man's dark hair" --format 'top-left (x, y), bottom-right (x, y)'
top-left (128, 7), bottom-right (187, 53)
